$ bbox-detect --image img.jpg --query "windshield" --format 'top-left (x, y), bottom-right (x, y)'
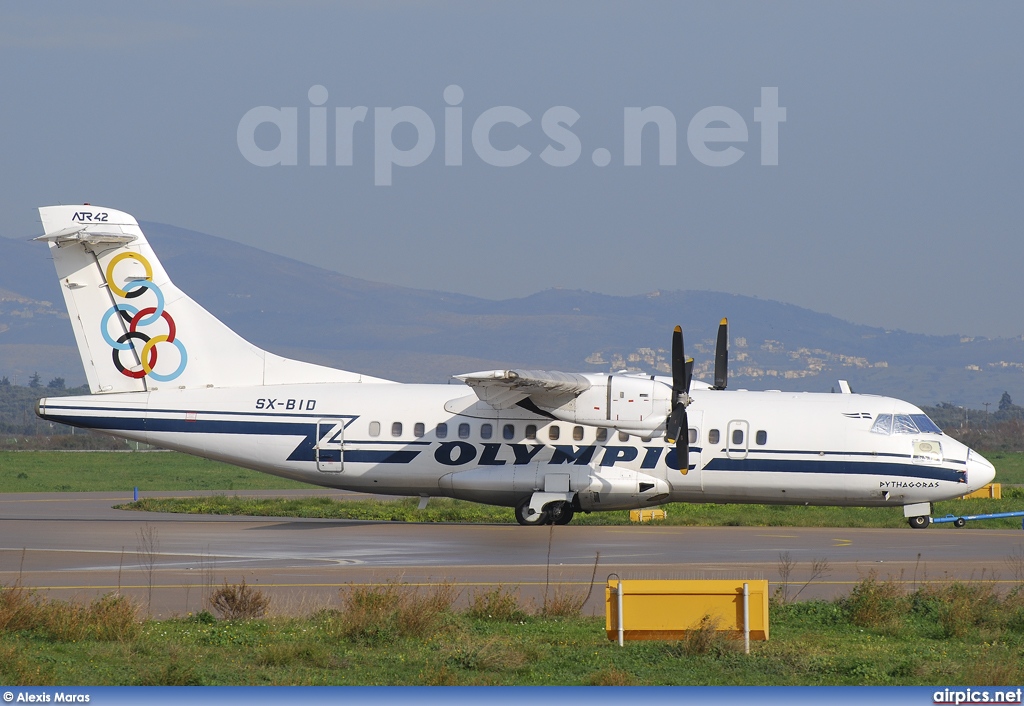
top-left (871, 413), bottom-right (943, 435)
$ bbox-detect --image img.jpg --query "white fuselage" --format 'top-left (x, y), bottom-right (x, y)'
top-left (38, 378), bottom-right (995, 513)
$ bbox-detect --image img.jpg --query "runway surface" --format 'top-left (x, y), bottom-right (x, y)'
top-left (2, 490), bottom-right (1023, 617)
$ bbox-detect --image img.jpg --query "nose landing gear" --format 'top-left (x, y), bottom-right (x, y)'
top-left (908, 515), bottom-right (931, 529)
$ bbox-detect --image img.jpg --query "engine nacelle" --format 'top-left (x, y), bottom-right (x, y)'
top-left (546, 372), bottom-right (672, 435)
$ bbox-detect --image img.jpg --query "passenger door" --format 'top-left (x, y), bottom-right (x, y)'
top-left (727, 420), bottom-right (749, 460)
top-left (315, 419), bottom-right (345, 472)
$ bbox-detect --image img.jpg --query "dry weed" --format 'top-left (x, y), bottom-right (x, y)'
top-left (539, 586), bottom-right (586, 617)
top-left (445, 636), bottom-right (531, 673)
top-left (845, 570), bottom-right (908, 633)
top-left (467, 585), bottom-right (527, 622)
top-left (210, 578), bottom-right (270, 620)
top-left (588, 666), bottom-right (636, 686)
top-left (335, 581), bottom-right (456, 643)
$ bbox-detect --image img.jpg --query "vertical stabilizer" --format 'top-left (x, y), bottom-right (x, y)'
top-left (37, 205), bottom-right (387, 393)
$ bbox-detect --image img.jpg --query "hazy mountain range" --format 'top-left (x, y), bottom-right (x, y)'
top-left (1, 223), bottom-right (1022, 408)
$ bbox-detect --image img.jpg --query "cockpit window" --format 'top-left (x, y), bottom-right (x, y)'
top-left (893, 414), bottom-right (917, 434)
top-left (910, 414), bottom-right (942, 434)
top-left (871, 414), bottom-right (892, 435)
top-left (871, 413), bottom-right (942, 435)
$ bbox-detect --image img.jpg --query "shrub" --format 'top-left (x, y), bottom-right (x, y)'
top-left (0, 583), bottom-right (40, 633)
top-left (334, 581), bottom-right (455, 644)
top-left (681, 614), bottom-right (731, 656)
top-left (0, 586), bottom-right (138, 642)
top-left (915, 581), bottom-right (999, 638)
top-left (466, 586), bottom-right (527, 622)
top-left (210, 578), bottom-right (269, 620)
top-left (844, 571), bottom-right (907, 633)
top-left (539, 587), bottom-right (586, 618)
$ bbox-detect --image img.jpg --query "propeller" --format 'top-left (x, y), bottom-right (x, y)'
top-left (665, 325), bottom-right (693, 472)
top-left (712, 317), bottom-right (729, 390)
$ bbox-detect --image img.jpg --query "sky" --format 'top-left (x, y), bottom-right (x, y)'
top-left (2, 1), bottom-right (1022, 339)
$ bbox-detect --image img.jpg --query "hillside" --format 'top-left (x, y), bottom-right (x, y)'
top-left (0, 222), bottom-right (1022, 408)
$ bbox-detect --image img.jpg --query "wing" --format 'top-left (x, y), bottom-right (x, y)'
top-left (455, 369), bottom-right (592, 409)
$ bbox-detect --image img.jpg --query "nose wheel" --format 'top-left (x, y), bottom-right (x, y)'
top-left (908, 515), bottom-right (931, 529)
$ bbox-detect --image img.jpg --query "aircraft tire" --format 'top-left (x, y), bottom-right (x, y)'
top-left (515, 499), bottom-right (549, 526)
top-left (549, 501), bottom-right (574, 525)
top-left (907, 515), bottom-right (931, 529)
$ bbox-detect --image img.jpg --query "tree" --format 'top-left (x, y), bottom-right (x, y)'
top-left (0, 376), bottom-right (9, 387)
top-left (46, 377), bottom-right (65, 390)
top-left (1000, 391), bottom-right (1014, 412)
top-left (28, 372), bottom-right (41, 389)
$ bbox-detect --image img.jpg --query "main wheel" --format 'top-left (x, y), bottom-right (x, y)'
top-left (515, 499), bottom-right (549, 526)
top-left (908, 515), bottom-right (931, 529)
top-left (549, 501), bottom-right (575, 525)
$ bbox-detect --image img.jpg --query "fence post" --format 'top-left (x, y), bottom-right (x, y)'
top-left (743, 582), bottom-right (750, 654)
top-left (617, 579), bottom-right (624, 647)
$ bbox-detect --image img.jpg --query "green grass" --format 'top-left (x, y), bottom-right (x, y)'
top-left (3, 578), bottom-right (1024, 685)
top-left (984, 451), bottom-right (1024, 484)
top-left (0, 450), bottom-right (312, 493)
top-left (117, 488), bottom-right (1024, 529)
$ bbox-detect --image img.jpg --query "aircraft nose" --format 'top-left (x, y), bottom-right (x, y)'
top-left (966, 448), bottom-right (996, 490)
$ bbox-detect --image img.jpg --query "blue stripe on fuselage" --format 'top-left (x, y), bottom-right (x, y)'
top-left (704, 457), bottom-right (964, 482)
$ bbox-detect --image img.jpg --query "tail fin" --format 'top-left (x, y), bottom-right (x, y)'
top-left (38, 205), bottom-right (386, 393)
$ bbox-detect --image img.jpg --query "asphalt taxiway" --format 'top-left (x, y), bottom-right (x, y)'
top-left (2, 490), bottom-right (1022, 617)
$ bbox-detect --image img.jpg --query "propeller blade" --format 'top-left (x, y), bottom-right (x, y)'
top-left (713, 317), bottom-right (728, 390)
top-left (684, 357), bottom-right (694, 394)
top-left (671, 325), bottom-right (685, 397)
top-left (676, 407), bottom-right (689, 473)
top-left (665, 403), bottom-right (684, 444)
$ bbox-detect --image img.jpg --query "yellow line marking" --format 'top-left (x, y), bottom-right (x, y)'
top-left (832, 538), bottom-right (852, 547)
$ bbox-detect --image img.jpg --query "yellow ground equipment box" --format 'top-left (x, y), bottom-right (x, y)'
top-left (960, 483), bottom-right (1001, 500)
top-left (629, 508), bottom-right (667, 522)
top-left (605, 579), bottom-right (769, 642)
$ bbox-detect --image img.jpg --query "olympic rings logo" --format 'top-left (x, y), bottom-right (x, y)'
top-left (100, 252), bottom-right (188, 382)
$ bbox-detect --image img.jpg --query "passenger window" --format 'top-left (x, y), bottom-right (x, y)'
top-left (596, 428), bottom-right (608, 442)
top-left (573, 426), bottom-right (584, 441)
top-left (688, 428), bottom-right (698, 444)
top-left (481, 423), bottom-right (493, 440)
top-left (458, 423), bottom-right (471, 439)
top-left (435, 423), bottom-right (448, 439)
top-left (525, 425), bottom-right (537, 440)
top-left (549, 425), bottom-right (560, 441)
top-left (732, 429), bottom-right (744, 445)
top-left (756, 430), bottom-right (767, 445)
top-left (392, 422), bottom-right (403, 437)
top-left (618, 431), bottom-right (629, 442)
top-left (708, 429), bottom-right (720, 444)
top-left (414, 422), bottom-right (425, 438)
top-left (503, 424), bottom-right (515, 440)
top-left (369, 421), bottom-right (380, 437)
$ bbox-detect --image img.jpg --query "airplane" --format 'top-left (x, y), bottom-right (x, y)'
top-left (33, 205), bottom-right (996, 528)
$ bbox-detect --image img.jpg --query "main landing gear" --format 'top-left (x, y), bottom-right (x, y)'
top-left (514, 499), bottom-right (575, 526)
